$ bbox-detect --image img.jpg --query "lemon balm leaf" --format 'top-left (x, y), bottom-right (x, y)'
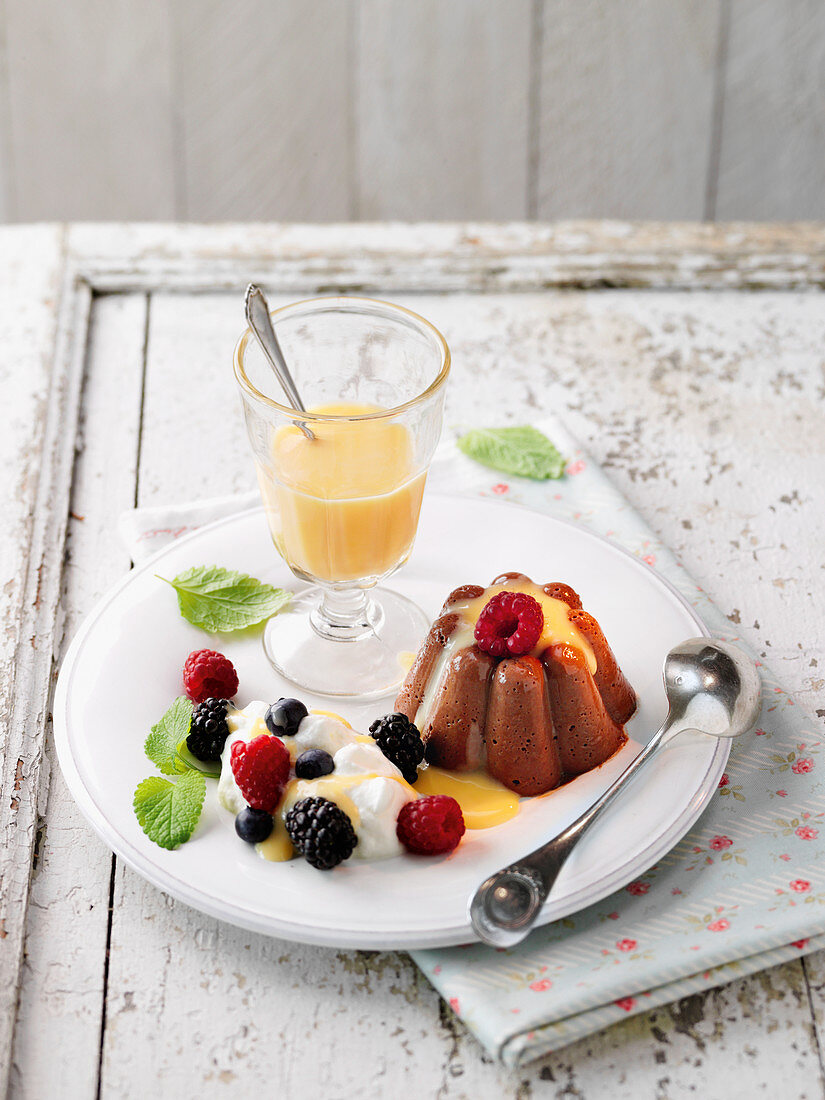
top-left (145, 696), bottom-right (193, 776)
top-left (133, 772), bottom-right (206, 850)
top-left (456, 427), bottom-right (566, 480)
top-left (158, 565), bottom-right (291, 632)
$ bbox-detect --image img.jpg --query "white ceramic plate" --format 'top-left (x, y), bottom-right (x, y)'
top-left (54, 495), bottom-right (727, 949)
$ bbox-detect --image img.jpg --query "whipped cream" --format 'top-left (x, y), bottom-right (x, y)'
top-left (218, 702), bottom-right (416, 860)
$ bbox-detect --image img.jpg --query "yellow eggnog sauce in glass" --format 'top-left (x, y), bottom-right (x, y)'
top-left (258, 402), bottom-right (426, 583)
top-left (234, 296), bottom-right (449, 697)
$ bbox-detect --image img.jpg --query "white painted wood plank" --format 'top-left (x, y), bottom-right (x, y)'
top-left (93, 283), bottom-right (825, 1095)
top-left (4, 1), bottom-right (176, 221)
top-left (0, 224), bottom-right (67, 1097)
top-left (715, 0), bottom-right (825, 219)
top-left (3, 225), bottom-right (821, 1096)
top-left (172, 0), bottom-right (351, 220)
top-left (63, 220), bottom-right (825, 295)
top-left (356, 0), bottom-right (532, 219)
top-left (536, 0), bottom-right (721, 219)
top-left (0, 3), bottom-right (13, 220)
top-left (9, 294), bottom-right (148, 1100)
top-left (801, 952), bottom-right (825, 1070)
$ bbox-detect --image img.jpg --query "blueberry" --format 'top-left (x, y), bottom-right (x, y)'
top-left (295, 748), bottom-right (335, 780)
top-left (235, 807), bottom-right (274, 844)
top-left (265, 697), bottom-right (308, 737)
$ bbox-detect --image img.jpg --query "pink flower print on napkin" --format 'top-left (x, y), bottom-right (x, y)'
top-left (718, 773), bottom-right (729, 788)
top-left (642, 554), bottom-right (656, 566)
top-left (709, 835), bottom-right (733, 850)
top-left (707, 919), bottom-right (730, 932)
top-left (777, 790), bottom-right (789, 797)
top-left (566, 459), bottom-right (586, 476)
top-left (626, 881), bottom-right (650, 896)
top-left (755, 728), bottom-right (767, 736)
top-left (796, 826), bottom-right (819, 840)
top-left (449, 997), bottom-right (461, 1014)
top-left (793, 758), bottom-right (814, 774)
top-left (792, 939), bottom-right (810, 950)
top-left (780, 853), bottom-right (792, 861)
top-left (790, 880), bottom-right (811, 893)
top-left (616, 938), bottom-right (637, 952)
top-left (607, 912), bottom-right (619, 920)
top-left (615, 997), bottom-right (636, 1012)
top-left (529, 979), bottom-right (553, 992)
top-left (491, 483), bottom-right (509, 495)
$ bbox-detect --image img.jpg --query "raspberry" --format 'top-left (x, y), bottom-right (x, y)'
top-left (183, 649), bottom-right (239, 704)
top-left (474, 592), bottom-right (543, 658)
top-left (230, 734), bottom-right (290, 812)
top-left (396, 795), bottom-right (465, 855)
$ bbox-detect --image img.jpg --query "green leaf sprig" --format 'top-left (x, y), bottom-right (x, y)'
top-left (134, 772), bottom-right (206, 851)
top-left (456, 426), bottom-right (566, 480)
top-left (145, 695), bottom-right (193, 775)
top-left (134, 696), bottom-right (207, 850)
top-left (158, 565), bottom-right (290, 632)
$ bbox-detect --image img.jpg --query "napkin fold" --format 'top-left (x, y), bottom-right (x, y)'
top-left (120, 418), bottom-right (825, 1067)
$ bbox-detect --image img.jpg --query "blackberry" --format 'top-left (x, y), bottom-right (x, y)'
top-left (187, 697), bottom-right (230, 761)
top-left (295, 748), bottom-right (335, 780)
top-left (285, 796), bottom-right (357, 870)
top-left (368, 713), bottom-right (424, 784)
top-left (265, 697), bottom-right (308, 738)
top-left (235, 807), bottom-right (274, 844)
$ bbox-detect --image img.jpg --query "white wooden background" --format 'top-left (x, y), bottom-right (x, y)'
top-left (2, 222), bottom-right (825, 1098)
top-left (0, 0), bottom-right (824, 224)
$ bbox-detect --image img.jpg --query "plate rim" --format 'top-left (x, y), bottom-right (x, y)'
top-left (53, 495), bottom-right (729, 948)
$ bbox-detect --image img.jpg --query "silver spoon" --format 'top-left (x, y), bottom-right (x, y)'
top-left (469, 637), bottom-right (761, 948)
top-left (244, 284), bottom-right (314, 440)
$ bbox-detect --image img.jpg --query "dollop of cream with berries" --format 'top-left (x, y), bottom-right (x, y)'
top-left (218, 702), bottom-right (417, 861)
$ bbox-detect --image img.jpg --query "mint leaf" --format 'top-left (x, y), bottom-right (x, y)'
top-left (456, 427), bottom-right (566, 480)
top-left (159, 565), bottom-right (291, 632)
top-left (133, 771), bottom-right (206, 850)
top-left (145, 696), bottom-right (193, 775)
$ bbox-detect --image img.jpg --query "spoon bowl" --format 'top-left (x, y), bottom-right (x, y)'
top-left (469, 637), bottom-right (761, 948)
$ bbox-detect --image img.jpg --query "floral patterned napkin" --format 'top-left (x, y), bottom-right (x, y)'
top-left (414, 418), bottom-right (825, 1066)
top-left (121, 417), bottom-right (825, 1068)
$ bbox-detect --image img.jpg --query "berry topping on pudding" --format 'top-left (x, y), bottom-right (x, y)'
top-left (183, 649), bottom-right (239, 703)
top-left (295, 748), bottom-right (335, 780)
top-left (396, 795), bottom-right (466, 854)
top-left (474, 591), bottom-right (544, 658)
top-left (187, 697), bottom-right (231, 762)
top-left (265, 697), bottom-right (308, 737)
top-left (368, 713), bottom-right (425, 784)
top-left (230, 735), bottom-right (290, 812)
top-left (235, 806), bottom-right (274, 844)
top-left (285, 796), bottom-right (358, 869)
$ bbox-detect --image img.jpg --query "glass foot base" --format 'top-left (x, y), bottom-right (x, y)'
top-left (263, 586), bottom-right (429, 699)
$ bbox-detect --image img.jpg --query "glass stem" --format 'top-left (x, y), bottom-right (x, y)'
top-left (311, 587), bottom-right (380, 642)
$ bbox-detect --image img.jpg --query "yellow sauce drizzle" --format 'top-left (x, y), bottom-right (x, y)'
top-left (310, 709), bottom-right (352, 728)
top-left (280, 774), bottom-right (364, 828)
top-left (452, 578), bottom-right (597, 673)
top-left (398, 651), bottom-right (417, 674)
top-left (256, 814), bottom-right (294, 862)
top-left (415, 767), bottom-right (520, 829)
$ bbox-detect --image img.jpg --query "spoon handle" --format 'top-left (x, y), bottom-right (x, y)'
top-left (469, 718), bottom-right (679, 946)
top-left (519, 719), bottom-right (673, 884)
top-left (244, 285), bottom-right (314, 440)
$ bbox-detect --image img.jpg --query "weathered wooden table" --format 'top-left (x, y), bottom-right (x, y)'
top-left (3, 223), bottom-right (824, 1098)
